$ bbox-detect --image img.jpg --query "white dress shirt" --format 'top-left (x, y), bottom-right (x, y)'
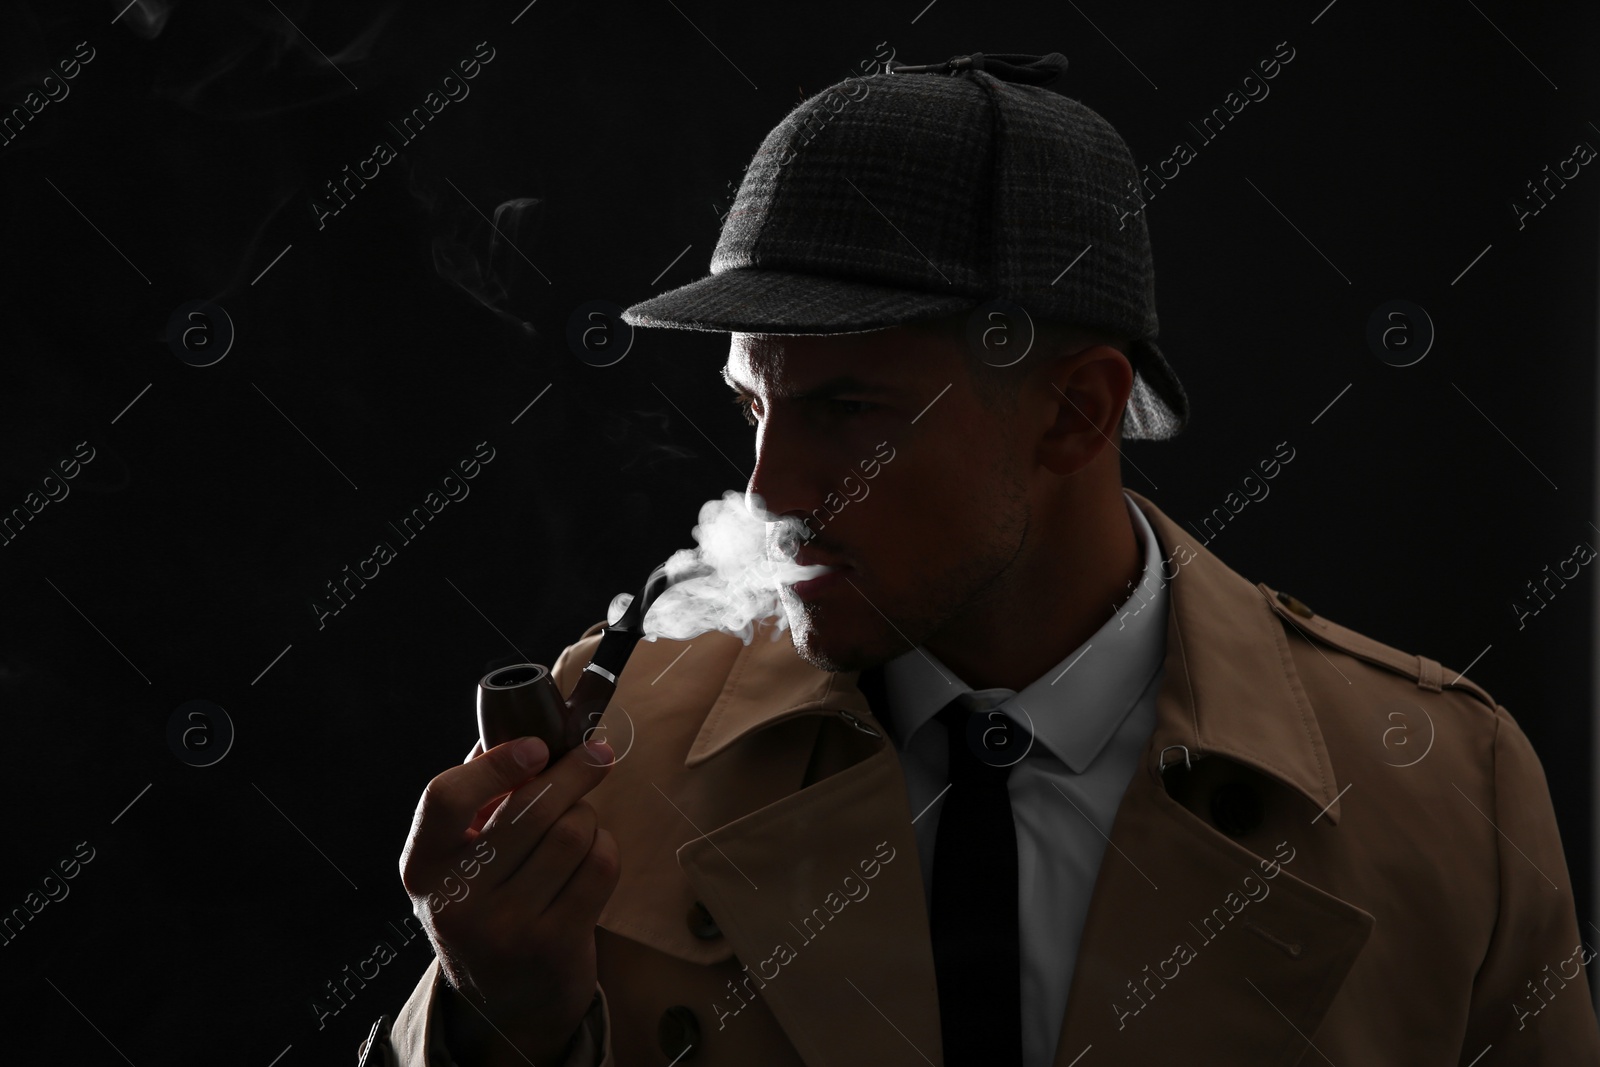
top-left (880, 490), bottom-right (1169, 1067)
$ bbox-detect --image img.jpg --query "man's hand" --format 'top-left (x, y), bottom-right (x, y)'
top-left (399, 733), bottom-right (620, 1066)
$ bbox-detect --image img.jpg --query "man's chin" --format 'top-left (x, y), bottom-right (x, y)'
top-left (779, 595), bottom-right (901, 674)
top-left (789, 634), bottom-right (856, 673)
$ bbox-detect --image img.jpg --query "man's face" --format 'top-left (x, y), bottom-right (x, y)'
top-left (723, 325), bottom-right (1032, 674)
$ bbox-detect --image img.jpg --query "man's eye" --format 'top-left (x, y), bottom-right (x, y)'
top-left (732, 393), bottom-right (761, 425)
top-left (731, 395), bottom-right (873, 425)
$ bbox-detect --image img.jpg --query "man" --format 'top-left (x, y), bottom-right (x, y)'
top-left (366, 52), bottom-right (1600, 1065)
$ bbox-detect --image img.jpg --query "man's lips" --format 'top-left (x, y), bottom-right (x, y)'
top-left (793, 548), bottom-right (849, 570)
top-left (787, 564), bottom-right (852, 600)
top-left (781, 548), bottom-right (854, 600)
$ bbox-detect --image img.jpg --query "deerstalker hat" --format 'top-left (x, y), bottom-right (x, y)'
top-left (621, 51), bottom-right (1189, 440)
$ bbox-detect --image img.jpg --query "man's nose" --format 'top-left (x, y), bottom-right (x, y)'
top-left (743, 414), bottom-right (821, 528)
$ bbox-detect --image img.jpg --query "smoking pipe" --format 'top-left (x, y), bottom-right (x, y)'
top-left (476, 561), bottom-right (676, 764)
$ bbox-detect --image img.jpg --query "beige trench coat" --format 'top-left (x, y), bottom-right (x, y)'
top-left (364, 489), bottom-right (1600, 1065)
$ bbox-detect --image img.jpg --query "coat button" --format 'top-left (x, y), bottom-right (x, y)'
top-left (838, 708), bottom-right (882, 737)
top-left (1209, 781), bottom-right (1263, 837)
top-left (1275, 590), bottom-right (1315, 618)
top-left (658, 1005), bottom-right (701, 1060)
top-left (687, 900), bottom-right (721, 939)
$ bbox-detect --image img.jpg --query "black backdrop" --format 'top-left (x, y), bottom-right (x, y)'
top-left (2, 0), bottom-right (1596, 1061)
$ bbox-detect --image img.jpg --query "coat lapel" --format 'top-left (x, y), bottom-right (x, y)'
top-left (678, 736), bottom-right (943, 1066)
top-left (1048, 751), bottom-right (1373, 1063)
top-left (656, 488), bottom-right (1375, 1065)
top-left (1055, 489), bottom-right (1374, 1062)
top-left (676, 632), bottom-right (943, 1066)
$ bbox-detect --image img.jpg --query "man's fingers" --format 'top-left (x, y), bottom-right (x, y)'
top-left (544, 825), bottom-right (621, 929)
top-left (463, 738), bottom-right (485, 764)
top-left (403, 736), bottom-right (551, 886)
top-left (474, 742), bottom-right (617, 886)
top-left (495, 802), bottom-right (603, 918)
top-left (467, 792), bottom-right (503, 838)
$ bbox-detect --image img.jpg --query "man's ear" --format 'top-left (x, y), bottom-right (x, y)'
top-left (1037, 346), bottom-right (1134, 476)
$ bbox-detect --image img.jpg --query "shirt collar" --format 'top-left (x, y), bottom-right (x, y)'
top-left (880, 490), bottom-right (1169, 773)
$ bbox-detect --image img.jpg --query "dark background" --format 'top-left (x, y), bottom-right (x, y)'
top-left (1, 0), bottom-right (1595, 1061)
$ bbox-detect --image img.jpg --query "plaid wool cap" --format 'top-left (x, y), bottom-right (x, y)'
top-left (621, 51), bottom-right (1190, 440)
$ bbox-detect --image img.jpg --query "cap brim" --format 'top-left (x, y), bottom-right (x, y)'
top-left (621, 265), bottom-right (1191, 439)
top-left (621, 267), bottom-right (981, 335)
top-left (1122, 337), bottom-right (1190, 440)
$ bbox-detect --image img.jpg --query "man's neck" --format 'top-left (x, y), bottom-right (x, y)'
top-left (922, 489), bottom-right (1144, 693)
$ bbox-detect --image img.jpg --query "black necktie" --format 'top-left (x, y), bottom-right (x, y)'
top-left (930, 692), bottom-right (1024, 1067)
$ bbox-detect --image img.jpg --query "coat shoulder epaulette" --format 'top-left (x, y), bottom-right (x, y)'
top-left (1257, 582), bottom-right (1498, 714)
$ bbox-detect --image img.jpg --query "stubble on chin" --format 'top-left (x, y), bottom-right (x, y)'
top-left (780, 591), bottom-right (911, 674)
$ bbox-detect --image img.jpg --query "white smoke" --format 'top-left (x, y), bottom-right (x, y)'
top-left (605, 490), bottom-right (831, 644)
